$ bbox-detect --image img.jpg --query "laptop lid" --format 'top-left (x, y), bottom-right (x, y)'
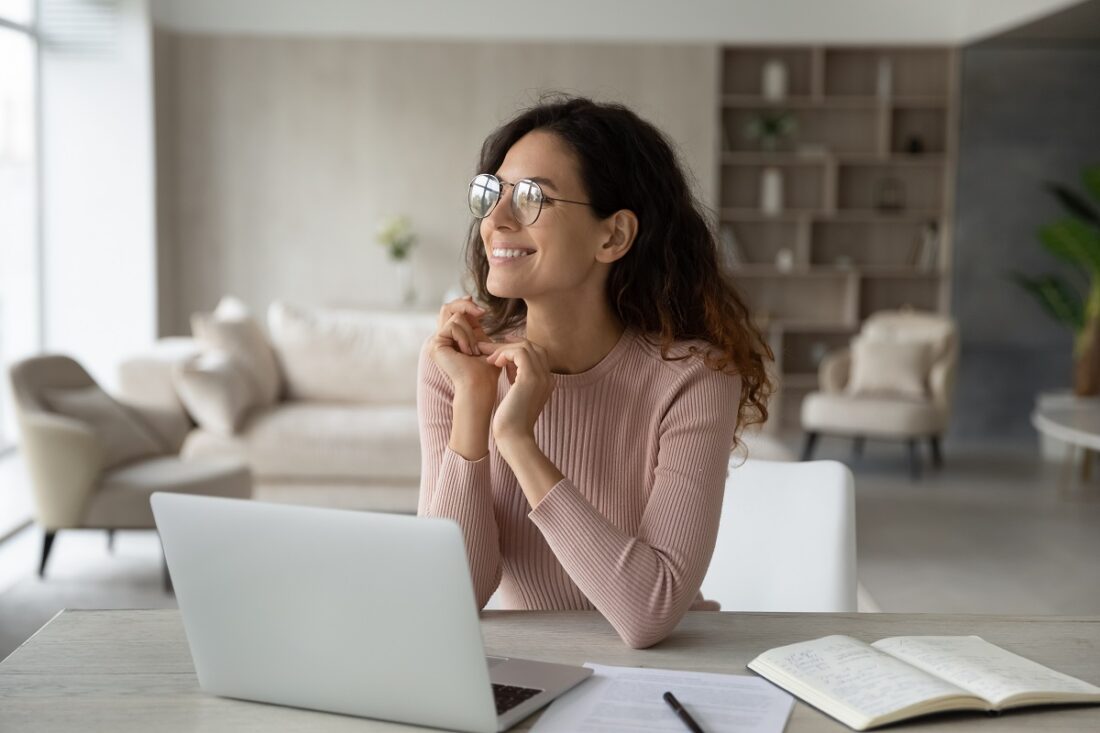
top-left (152, 493), bottom-right (499, 733)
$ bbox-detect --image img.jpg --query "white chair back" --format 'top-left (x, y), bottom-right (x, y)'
top-left (701, 458), bottom-right (857, 612)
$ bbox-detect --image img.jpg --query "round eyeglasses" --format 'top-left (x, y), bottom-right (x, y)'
top-left (468, 173), bottom-right (592, 226)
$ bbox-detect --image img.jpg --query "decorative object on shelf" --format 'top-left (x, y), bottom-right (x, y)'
top-left (905, 135), bottom-right (926, 155)
top-left (810, 341), bottom-right (829, 367)
top-left (875, 56), bottom-right (893, 100)
top-left (775, 248), bottom-right (795, 272)
top-left (873, 176), bottom-right (905, 212)
top-left (908, 221), bottom-right (940, 270)
top-left (719, 224), bottom-right (746, 268)
top-left (744, 111), bottom-right (797, 152)
top-left (761, 58), bottom-right (788, 101)
top-left (376, 215), bottom-right (418, 306)
top-left (760, 167), bottom-right (785, 215)
top-left (1012, 164), bottom-right (1100, 396)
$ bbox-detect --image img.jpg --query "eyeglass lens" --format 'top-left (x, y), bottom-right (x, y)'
top-left (468, 174), bottom-right (544, 226)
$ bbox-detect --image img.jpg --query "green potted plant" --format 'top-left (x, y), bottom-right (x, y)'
top-left (743, 111), bottom-right (797, 152)
top-left (1013, 165), bottom-right (1100, 395)
top-left (377, 215), bottom-right (417, 305)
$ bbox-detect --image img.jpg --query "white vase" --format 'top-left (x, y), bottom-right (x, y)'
top-left (762, 59), bottom-right (788, 101)
top-left (394, 259), bottom-right (416, 306)
top-left (760, 167), bottom-right (784, 216)
top-left (876, 57), bottom-right (893, 100)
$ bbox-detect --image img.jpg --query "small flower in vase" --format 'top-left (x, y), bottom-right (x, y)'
top-left (376, 215), bottom-right (417, 305)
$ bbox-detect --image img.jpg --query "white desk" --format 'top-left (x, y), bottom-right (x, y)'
top-left (2, 610), bottom-right (1099, 731)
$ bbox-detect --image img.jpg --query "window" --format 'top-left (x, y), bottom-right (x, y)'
top-left (0, 6), bottom-right (38, 450)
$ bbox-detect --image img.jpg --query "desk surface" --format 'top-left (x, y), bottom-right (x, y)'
top-left (2, 610), bottom-right (1099, 732)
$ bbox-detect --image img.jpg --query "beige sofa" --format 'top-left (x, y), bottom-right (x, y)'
top-left (119, 300), bottom-right (795, 513)
top-left (119, 302), bottom-right (438, 513)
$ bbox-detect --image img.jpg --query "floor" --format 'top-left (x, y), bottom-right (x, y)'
top-left (1, 437), bottom-right (1099, 661)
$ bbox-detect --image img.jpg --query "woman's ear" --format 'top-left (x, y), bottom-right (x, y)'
top-left (596, 209), bottom-right (638, 264)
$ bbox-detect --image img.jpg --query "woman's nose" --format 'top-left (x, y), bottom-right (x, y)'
top-left (485, 189), bottom-right (520, 231)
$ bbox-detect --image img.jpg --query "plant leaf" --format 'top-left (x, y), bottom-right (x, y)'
top-left (1046, 182), bottom-right (1100, 227)
top-left (1084, 165), bottom-right (1100, 209)
top-left (1011, 272), bottom-right (1083, 329)
top-left (1040, 217), bottom-right (1100, 274)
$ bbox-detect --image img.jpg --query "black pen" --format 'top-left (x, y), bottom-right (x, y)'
top-left (662, 690), bottom-right (706, 733)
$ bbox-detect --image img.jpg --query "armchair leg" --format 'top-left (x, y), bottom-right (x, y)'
top-left (39, 530), bottom-right (56, 578)
top-left (801, 432), bottom-right (819, 461)
top-left (107, 529), bottom-right (115, 554)
top-left (908, 440), bottom-right (922, 480)
top-left (929, 436), bottom-right (943, 470)
top-left (852, 436), bottom-right (865, 462)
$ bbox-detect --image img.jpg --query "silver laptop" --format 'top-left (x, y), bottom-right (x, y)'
top-left (151, 493), bottom-right (592, 733)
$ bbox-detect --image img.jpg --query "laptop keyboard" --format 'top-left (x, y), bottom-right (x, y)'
top-left (492, 683), bottom-right (542, 714)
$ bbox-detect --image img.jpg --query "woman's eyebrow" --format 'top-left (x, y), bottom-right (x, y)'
top-left (498, 174), bottom-right (559, 193)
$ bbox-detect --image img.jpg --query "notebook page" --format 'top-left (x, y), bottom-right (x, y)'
top-left (872, 636), bottom-right (1100, 707)
top-left (750, 635), bottom-right (975, 720)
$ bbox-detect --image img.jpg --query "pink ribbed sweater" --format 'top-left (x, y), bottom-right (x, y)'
top-left (416, 327), bottom-right (741, 649)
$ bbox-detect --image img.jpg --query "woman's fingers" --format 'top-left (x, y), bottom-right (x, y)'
top-left (443, 313), bottom-right (479, 356)
top-left (438, 296), bottom-right (486, 329)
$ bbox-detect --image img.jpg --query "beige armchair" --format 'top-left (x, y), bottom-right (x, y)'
top-left (8, 355), bottom-right (252, 581)
top-left (800, 310), bottom-right (958, 478)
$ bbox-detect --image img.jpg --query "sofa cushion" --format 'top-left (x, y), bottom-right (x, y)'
top-left (181, 402), bottom-right (421, 481)
top-left (846, 336), bottom-right (932, 400)
top-left (801, 391), bottom-right (945, 437)
top-left (267, 302), bottom-right (436, 405)
top-left (86, 456), bottom-right (252, 528)
top-left (192, 297), bottom-right (282, 407)
top-left (41, 385), bottom-right (166, 469)
top-left (172, 350), bottom-right (254, 437)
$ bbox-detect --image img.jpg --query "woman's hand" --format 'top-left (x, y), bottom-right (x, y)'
top-left (478, 338), bottom-right (555, 452)
top-left (428, 296), bottom-right (501, 398)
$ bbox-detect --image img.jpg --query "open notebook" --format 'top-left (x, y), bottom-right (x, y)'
top-left (747, 635), bottom-right (1100, 731)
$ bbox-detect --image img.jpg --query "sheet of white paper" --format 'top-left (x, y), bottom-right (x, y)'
top-left (530, 663), bottom-right (795, 733)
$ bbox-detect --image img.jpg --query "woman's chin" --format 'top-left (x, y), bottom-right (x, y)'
top-left (486, 274), bottom-right (524, 300)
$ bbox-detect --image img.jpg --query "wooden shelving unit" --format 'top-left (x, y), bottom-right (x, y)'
top-left (717, 46), bottom-right (958, 430)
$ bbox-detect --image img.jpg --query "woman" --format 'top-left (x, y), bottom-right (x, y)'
top-left (417, 95), bottom-right (772, 649)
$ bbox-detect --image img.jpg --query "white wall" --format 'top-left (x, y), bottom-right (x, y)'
top-left (155, 35), bottom-right (718, 332)
top-left (40, 0), bottom-right (158, 386)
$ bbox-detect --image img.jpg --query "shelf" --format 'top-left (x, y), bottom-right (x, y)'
top-left (730, 266), bottom-right (855, 278)
top-left (781, 373), bottom-right (820, 389)
top-left (720, 209), bottom-right (941, 223)
top-left (721, 95), bottom-right (946, 109)
top-left (732, 265), bottom-right (943, 278)
top-left (766, 321), bottom-right (859, 334)
top-left (721, 152), bottom-right (944, 166)
top-left (719, 44), bottom-right (955, 431)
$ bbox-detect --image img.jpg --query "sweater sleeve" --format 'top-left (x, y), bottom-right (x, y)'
top-left (527, 364), bottom-right (740, 649)
top-left (415, 341), bottom-right (502, 607)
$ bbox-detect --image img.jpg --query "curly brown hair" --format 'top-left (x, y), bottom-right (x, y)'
top-left (465, 95), bottom-right (774, 439)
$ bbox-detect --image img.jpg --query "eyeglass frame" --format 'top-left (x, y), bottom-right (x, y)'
top-left (468, 173), bottom-right (593, 226)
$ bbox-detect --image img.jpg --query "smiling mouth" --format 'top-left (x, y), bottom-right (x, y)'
top-left (490, 247), bottom-right (536, 259)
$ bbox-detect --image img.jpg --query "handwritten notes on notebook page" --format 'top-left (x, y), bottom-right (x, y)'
top-left (872, 635), bottom-right (1100, 706)
top-left (530, 663), bottom-right (794, 733)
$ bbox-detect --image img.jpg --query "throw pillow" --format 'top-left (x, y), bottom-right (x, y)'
top-left (846, 337), bottom-right (932, 400)
top-left (191, 296), bottom-right (282, 407)
top-left (267, 301), bottom-right (437, 404)
top-left (41, 386), bottom-right (166, 469)
top-left (172, 350), bottom-right (254, 436)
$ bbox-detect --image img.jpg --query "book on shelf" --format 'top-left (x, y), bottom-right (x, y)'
top-left (908, 220), bottom-right (940, 270)
top-left (747, 634), bottom-right (1100, 731)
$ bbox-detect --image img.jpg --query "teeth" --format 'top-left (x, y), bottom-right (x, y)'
top-left (492, 248), bottom-right (533, 258)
